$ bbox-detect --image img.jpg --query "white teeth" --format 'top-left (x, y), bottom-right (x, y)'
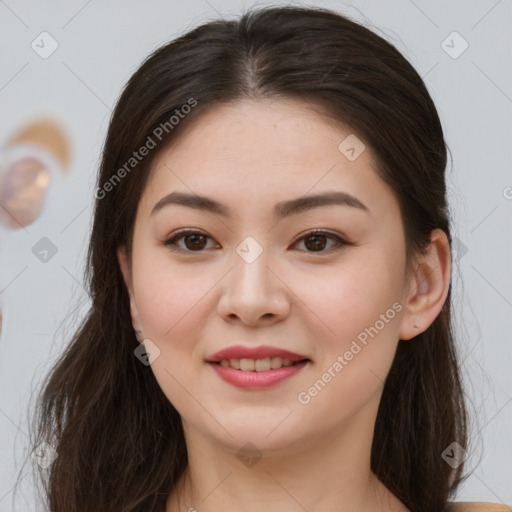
top-left (255, 357), bottom-right (270, 372)
top-left (229, 358), bottom-right (240, 370)
top-left (217, 357), bottom-right (303, 371)
top-left (240, 358), bottom-right (255, 371)
top-left (270, 356), bottom-right (282, 369)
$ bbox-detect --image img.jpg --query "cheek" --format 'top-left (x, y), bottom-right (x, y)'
top-left (137, 277), bottom-right (208, 340)
top-left (292, 252), bottom-right (404, 344)
top-left (292, 261), bottom-right (403, 421)
top-left (291, 252), bottom-right (405, 410)
top-left (132, 254), bottom-right (215, 412)
top-left (132, 249), bottom-right (216, 351)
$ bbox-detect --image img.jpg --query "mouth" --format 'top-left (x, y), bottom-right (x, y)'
top-left (207, 359), bottom-right (310, 389)
top-left (206, 345), bottom-right (311, 371)
top-left (206, 345), bottom-right (311, 389)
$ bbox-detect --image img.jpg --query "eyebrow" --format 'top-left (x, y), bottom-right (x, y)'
top-left (150, 190), bottom-right (370, 219)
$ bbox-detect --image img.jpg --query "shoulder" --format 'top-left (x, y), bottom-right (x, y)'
top-left (444, 503), bottom-right (512, 512)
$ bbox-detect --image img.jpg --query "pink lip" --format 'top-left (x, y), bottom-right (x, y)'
top-left (208, 360), bottom-right (309, 389)
top-left (206, 345), bottom-right (308, 363)
top-left (206, 345), bottom-right (310, 390)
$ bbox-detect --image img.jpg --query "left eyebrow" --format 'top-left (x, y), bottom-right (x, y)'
top-left (150, 190), bottom-right (370, 219)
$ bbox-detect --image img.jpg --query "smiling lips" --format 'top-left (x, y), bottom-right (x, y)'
top-left (206, 345), bottom-right (310, 389)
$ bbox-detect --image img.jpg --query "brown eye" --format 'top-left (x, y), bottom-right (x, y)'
top-left (293, 230), bottom-right (349, 253)
top-left (163, 228), bottom-right (351, 255)
top-left (182, 234), bottom-right (207, 250)
top-left (163, 230), bottom-right (217, 252)
top-left (304, 234), bottom-right (328, 251)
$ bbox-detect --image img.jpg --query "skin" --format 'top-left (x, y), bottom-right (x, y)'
top-left (117, 98), bottom-right (451, 512)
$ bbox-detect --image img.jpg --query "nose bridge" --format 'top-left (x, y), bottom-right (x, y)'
top-left (235, 238), bottom-right (269, 290)
top-left (232, 234), bottom-right (274, 299)
top-left (218, 234), bottom-right (290, 323)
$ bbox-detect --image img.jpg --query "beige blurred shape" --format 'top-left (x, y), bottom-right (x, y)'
top-left (0, 118), bottom-right (70, 229)
top-left (0, 157), bottom-right (50, 229)
top-left (6, 118), bottom-right (71, 170)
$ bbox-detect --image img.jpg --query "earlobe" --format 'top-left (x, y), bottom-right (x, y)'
top-left (399, 229), bottom-right (451, 341)
top-left (116, 246), bottom-right (144, 342)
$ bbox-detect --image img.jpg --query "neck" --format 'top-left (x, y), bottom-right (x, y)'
top-left (166, 396), bottom-right (408, 512)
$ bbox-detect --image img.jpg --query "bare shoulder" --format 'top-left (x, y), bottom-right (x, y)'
top-left (444, 502), bottom-right (512, 512)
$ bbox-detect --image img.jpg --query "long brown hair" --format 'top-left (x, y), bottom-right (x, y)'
top-left (20, 5), bottom-right (469, 511)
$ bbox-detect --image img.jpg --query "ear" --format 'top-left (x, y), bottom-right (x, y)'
top-left (117, 246), bottom-right (144, 342)
top-left (399, 228), bottom-right (451, 340)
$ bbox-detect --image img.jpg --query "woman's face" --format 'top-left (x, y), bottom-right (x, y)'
top-left (118, 98), bottom-right (416, 455)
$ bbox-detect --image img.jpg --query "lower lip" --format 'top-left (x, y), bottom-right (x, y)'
top-left (208, 360), bottom-right (309, 389)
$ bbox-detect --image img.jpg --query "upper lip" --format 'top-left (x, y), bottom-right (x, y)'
top-left (207, 345), bottom-right (309, 363)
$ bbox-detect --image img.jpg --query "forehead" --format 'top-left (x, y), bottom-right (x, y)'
top-left (139, 99), bottom-right (397, 220)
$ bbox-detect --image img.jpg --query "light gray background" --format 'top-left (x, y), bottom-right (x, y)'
top-left (0, 0), bottom-right (511, 510)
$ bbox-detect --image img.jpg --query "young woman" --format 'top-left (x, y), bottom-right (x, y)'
top-left (25, 5), bottom-right (510, 512)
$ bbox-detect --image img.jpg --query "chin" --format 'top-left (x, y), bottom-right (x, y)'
top-left (205, 416), bottom-right (309, 453)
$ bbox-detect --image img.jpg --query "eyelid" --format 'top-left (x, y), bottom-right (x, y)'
top-left (162, 228), bottom-right (353, 254)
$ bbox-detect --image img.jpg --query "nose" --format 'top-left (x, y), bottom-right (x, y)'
top-left (217, 246), bottom-right (291, 327)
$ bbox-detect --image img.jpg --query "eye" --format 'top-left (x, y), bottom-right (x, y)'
top-left (163, 229), bottom-right (218, 252)
top-left (162, 228), bottom-right (352, 254)
top-left (292, 230), bottom-right (350, 253)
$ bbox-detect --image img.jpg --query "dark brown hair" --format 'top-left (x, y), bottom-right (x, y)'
top-left (20, 5), bottom-right (469, 511)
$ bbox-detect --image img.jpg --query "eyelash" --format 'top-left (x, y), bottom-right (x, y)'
top-left (162, 228), bottom-right (352, 255)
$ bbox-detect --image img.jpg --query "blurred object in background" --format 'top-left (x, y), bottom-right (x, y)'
top-left (0, 119), bottom-right (70, 229)
top-left (0, 117), bottom-right (71, 339)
